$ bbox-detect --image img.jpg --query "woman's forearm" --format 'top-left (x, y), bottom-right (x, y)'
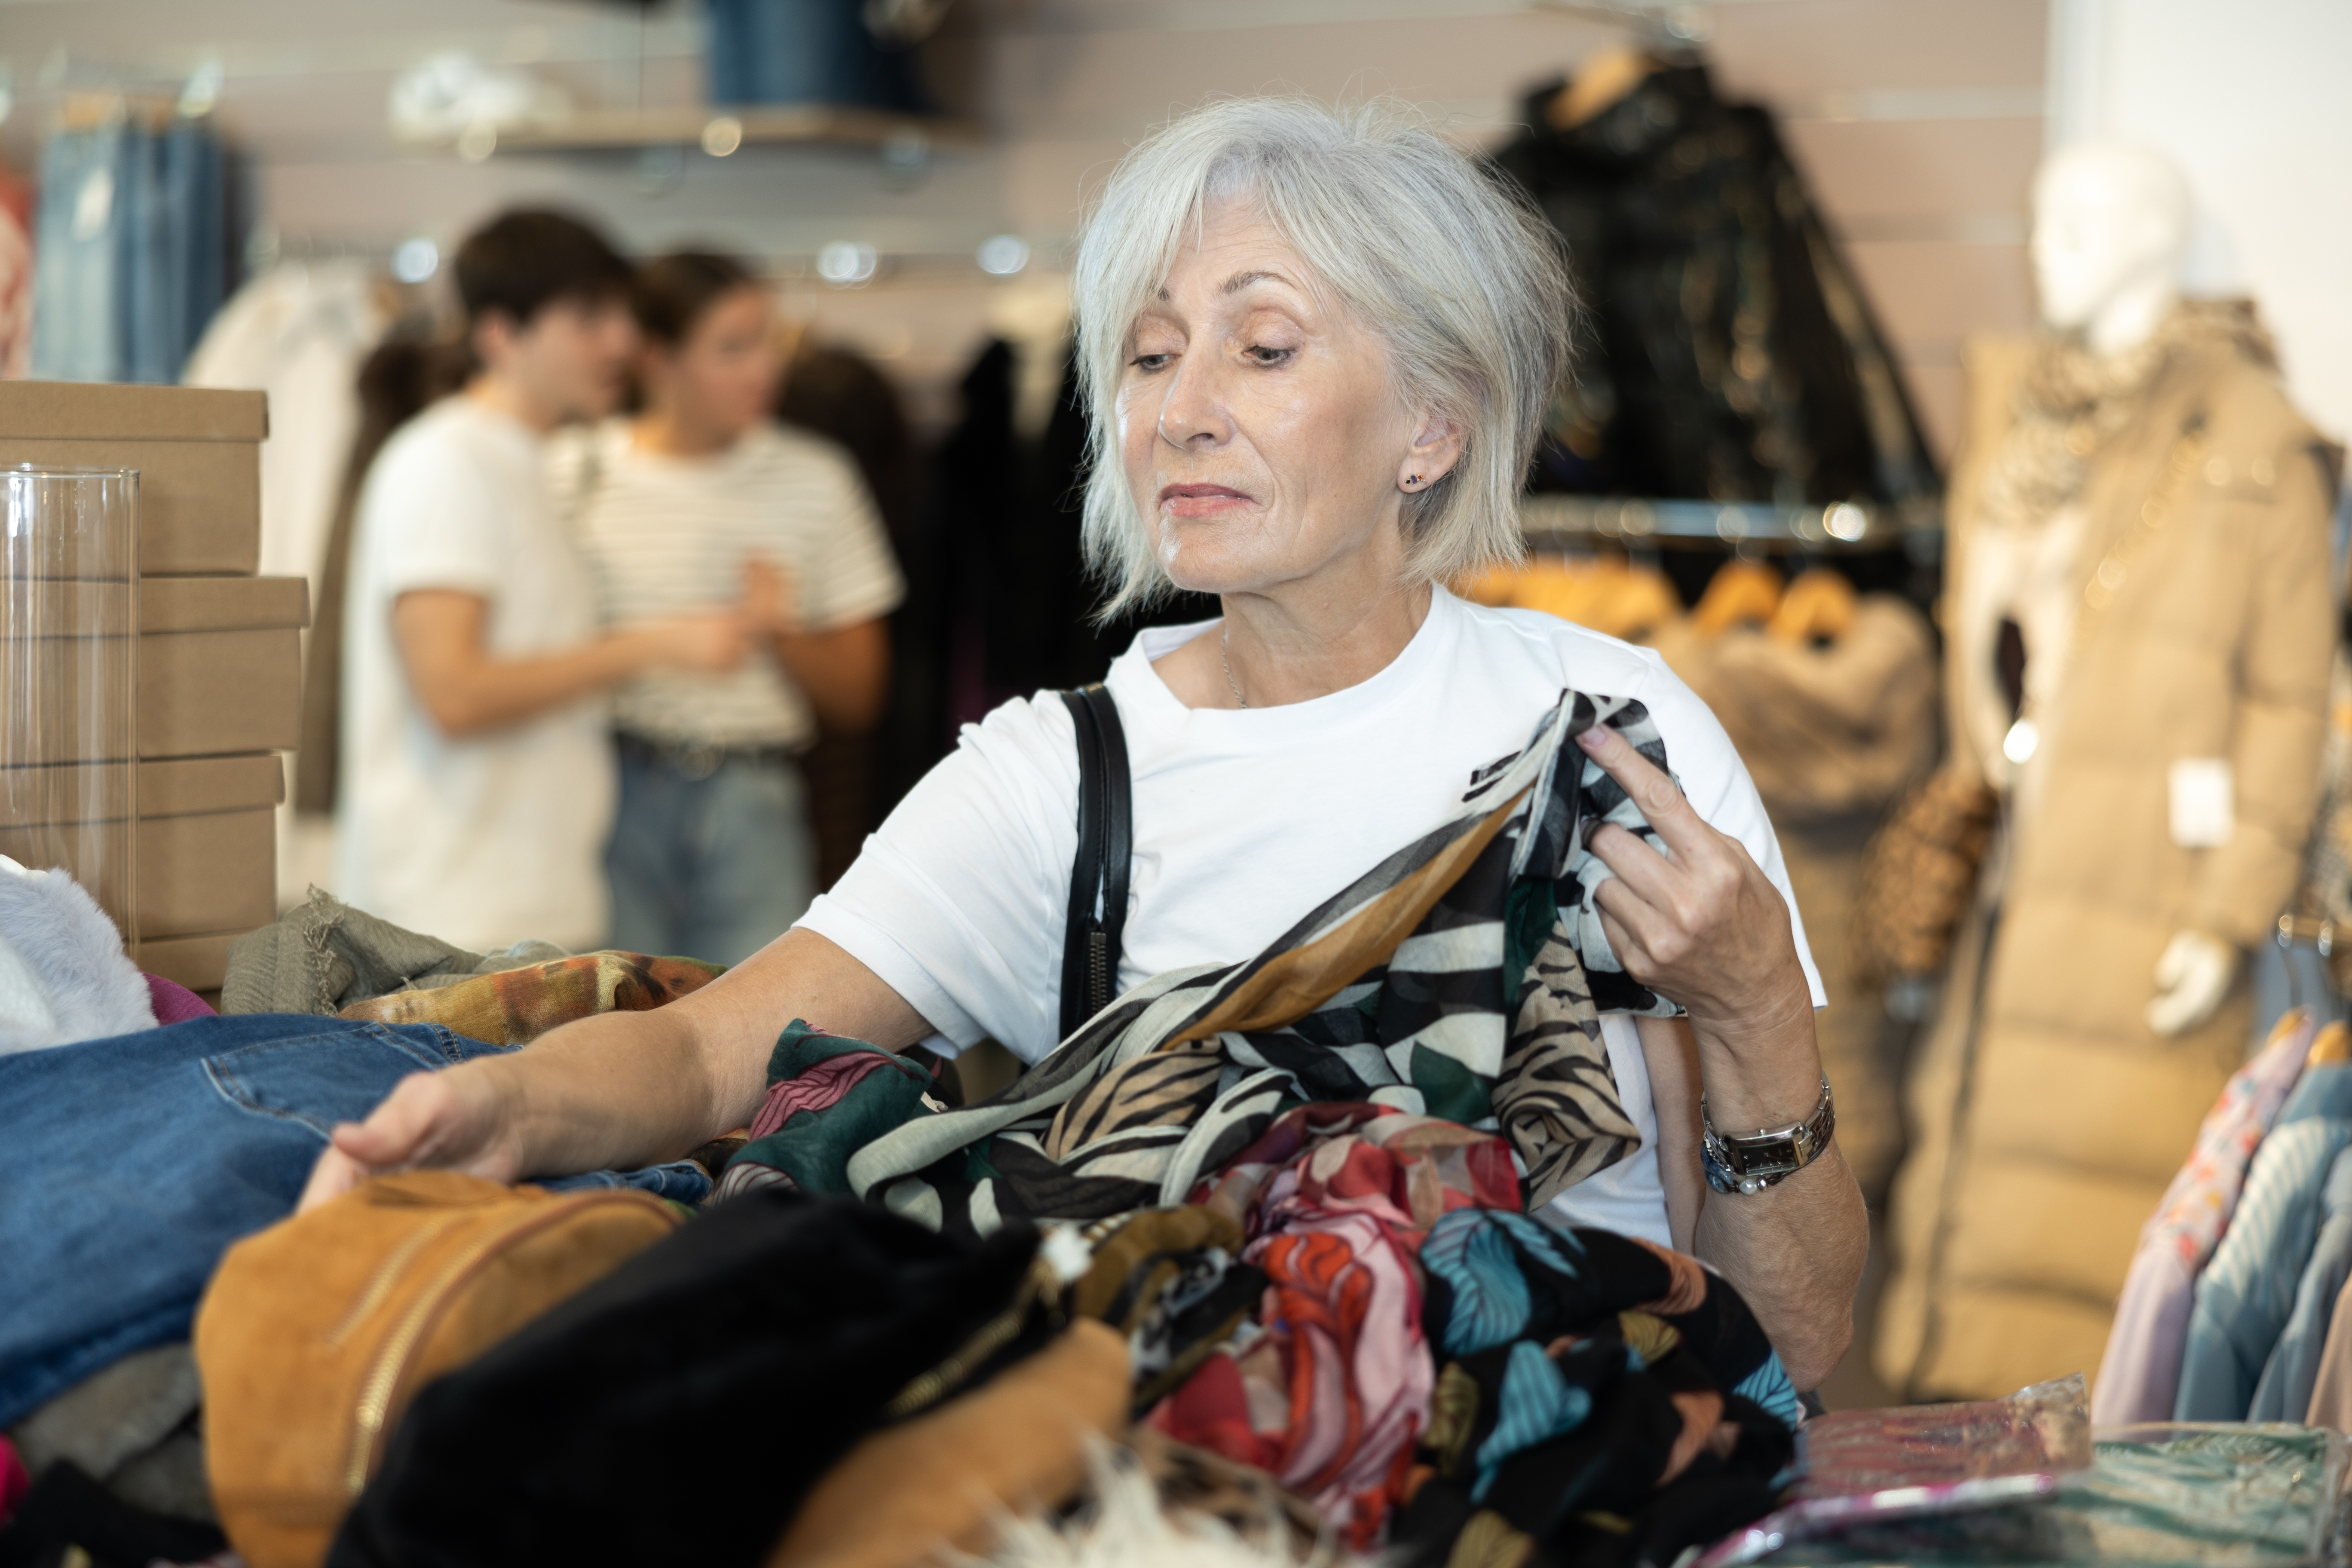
top-left (485, 1005), bottom-right (735, 1176)
top-left (493, 928), bottom-right (936, 1176)
top-left (1695, 1140), bottom-right (1867, 1390)
top-left (1686, 1007), bottom-right (1868, 1391)
top-left (774, 619), bottom-right (890, 733)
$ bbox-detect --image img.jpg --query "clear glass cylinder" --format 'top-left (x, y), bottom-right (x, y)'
top-left (0, 466), bottom-right (140, 945)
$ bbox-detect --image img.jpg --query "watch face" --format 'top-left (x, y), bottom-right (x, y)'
top-left (1726, 1133), bottom-right (1802, 1178)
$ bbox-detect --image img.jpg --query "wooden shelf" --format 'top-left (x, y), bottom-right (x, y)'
top-left (400, 104), bottom-right (979, 155)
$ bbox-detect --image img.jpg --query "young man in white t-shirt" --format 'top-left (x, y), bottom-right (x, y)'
top-left (335, 211), bottom-right (752, 952)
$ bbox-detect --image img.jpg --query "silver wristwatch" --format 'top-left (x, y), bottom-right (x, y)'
top-left (1701, 1076), bottom-right (1836, 1195)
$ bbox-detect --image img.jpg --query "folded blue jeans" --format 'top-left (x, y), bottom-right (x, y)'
top-left (0, 1014), bottom-right (710, 1427)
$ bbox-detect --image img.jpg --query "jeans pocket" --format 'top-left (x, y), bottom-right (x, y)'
top-left (202, 1020), bottom-right (514, 1139)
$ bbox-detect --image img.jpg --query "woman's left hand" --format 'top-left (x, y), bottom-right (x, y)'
top-left (1573, 720), bottom-right (1819, 1124)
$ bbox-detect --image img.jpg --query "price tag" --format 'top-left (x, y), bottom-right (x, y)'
top-left (2169, 759), bottom-right (2234, 848)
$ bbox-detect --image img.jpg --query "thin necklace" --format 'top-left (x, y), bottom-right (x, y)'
top-left (1219, 625), bottom-right (1248, 709)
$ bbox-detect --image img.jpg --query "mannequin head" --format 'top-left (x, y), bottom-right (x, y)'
top-left (2030, 142), bottom-right (2191, 355)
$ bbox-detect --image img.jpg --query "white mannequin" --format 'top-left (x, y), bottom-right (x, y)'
top-left (2027, 143), bottom-right (2231, 1038)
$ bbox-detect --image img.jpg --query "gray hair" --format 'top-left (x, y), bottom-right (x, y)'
top-left (1071, 96), bottom-right (1573, 619)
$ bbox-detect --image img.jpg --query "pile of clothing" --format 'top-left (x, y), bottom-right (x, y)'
top-left (0, 689), bottom-right (1802, 1567)
top-left (2095, 1008), bottom-right (2352, 1427)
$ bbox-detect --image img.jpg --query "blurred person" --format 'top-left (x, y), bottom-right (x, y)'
top-left (334, 211), bottom-right (752, 953)
top-left (558, 251), bottom-right (901, 964)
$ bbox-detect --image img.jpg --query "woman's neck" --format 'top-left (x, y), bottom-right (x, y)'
top-left (633, 408), bottom-right (739, 459)
top-left (1172, 574), bottom-right (1433, 711)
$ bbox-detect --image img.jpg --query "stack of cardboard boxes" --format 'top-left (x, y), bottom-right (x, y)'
top-left (0, 383), bottom-right (310, 997)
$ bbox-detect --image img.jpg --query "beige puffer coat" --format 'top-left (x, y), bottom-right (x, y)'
top-left (1875, 314), bottom-right (2339, 1400)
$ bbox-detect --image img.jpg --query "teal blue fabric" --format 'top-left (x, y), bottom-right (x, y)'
top-left (2176, 1062), bottom-right (2352, 1420)
top-left (2248, 1144), bottom-right (2352, 1421)
top-left (1473, 1341), bottom-right (1596, 1503)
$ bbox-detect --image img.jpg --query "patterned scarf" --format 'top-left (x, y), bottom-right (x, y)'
top-left (1975, 298), bottom-right (2274, 536)
top-left (838, 691), bottom-right (1681, 1237)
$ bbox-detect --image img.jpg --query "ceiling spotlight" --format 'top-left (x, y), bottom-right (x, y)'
top-left (701, 115), bottom-right (743, 157)
top-left (455, 120), bottom-right (497, 162)
top-left (816, 242), bottom-right (878, 287)
top-left (391, 237), bottom-right (439, 284)
top-left (976, 234), bottom-right (1028, 276)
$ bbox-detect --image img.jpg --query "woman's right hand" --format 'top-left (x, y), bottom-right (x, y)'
top-left (297, 1060), bottom-right (522, 1212)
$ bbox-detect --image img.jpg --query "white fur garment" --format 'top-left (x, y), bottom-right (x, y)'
top-left (0, 855), bottom-right (157, 1054)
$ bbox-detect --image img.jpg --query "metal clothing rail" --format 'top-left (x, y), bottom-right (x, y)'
top-left (1519, 493), bottom-right (1943, 554)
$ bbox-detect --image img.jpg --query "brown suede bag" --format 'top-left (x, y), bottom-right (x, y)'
top-left (194, 1170), bottom-right (683, 1568)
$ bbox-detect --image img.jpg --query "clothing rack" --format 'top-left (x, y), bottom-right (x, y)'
top-left (1519, 494), bottom-right (1943, 556)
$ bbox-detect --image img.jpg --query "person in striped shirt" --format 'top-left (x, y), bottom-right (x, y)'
top-left (556, 252), bottom-right (905, 965)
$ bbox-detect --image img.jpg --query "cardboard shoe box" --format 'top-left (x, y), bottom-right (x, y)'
top-left (0, 753), bottom-right (282, 941)
top-left (0, 383), bottom-right (266, 576)
top-left (137, 753), bottom-right (283, 939)
top-left (139, 576), bottom-right (309, 758)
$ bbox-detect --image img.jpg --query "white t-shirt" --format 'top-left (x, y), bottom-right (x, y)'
top-left (799, 585), bottom-right (1825, 1245)
top-left (334, 397), bottom-right (616, 952)
top-left (556, 421), bottom-right (906, 749)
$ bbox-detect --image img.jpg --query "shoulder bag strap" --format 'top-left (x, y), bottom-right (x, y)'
top-left (1057, 684), bottom-right (1133, 1041)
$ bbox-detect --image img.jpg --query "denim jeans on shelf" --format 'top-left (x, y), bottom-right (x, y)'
top-left (0, 1013), bottom-right (709, 1428)
top-left (605, 745), bottom-right (817, 968)
top-left (31, 126), bottom-right (129, 382)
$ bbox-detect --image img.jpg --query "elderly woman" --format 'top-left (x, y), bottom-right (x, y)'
top-left (309, 98), bottom-right (1866, 1387)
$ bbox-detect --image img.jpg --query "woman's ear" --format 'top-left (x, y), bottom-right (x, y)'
top-left (1396, 412), bottom-right (1467, 494)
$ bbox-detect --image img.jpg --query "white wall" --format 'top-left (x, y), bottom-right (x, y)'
top-left (2048, 0), bottom-right (2352, 441)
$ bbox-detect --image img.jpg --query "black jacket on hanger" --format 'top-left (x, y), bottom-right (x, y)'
top-left (1493, 61), bottom-right (1938, 508)
top-left (920, 339), bottom-right (1215, 747)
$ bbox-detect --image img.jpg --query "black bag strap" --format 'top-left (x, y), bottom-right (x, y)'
top-left (1057, 684), bottom-right (1132, 1041)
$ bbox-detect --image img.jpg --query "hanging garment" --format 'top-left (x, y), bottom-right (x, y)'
top-left (0, 159), bottom-right (31, 379)
top-left (1458, 556), bottom-right (1683, 643)
top-left (31, 116), bottom-right (232, 385)
top-left (1645, 591), bottom-right (1936, 1194)
top-left (815, 690), bottom-right (1680, 1239)
top-left (2305, 1271), bottom-right (2352, 1430)
top-left (921, 337), bottom-right (1218, 742)
top-left (1493, 61), bottom-right (1936, 505)
top-left (775, 338), bottom-right (925, 879)
top-left (1880, 305), bottom-right (2339, 1400)
top-left (2174, 1044), bottom-right (2352, 1420)
top-left (291, 337), bottom-right (472, 818)
top-left (2090, 1010), bottom-right (2316, 1424)
top-left (184, 261), bottom-right (390, 590)
top-left (2249, 1144), bottom-right (2352, 1421)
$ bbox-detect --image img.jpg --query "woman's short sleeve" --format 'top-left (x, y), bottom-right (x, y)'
top-left (796, 695), bottom-right (1080, 1052)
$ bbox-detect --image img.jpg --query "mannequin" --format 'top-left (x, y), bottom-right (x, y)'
top-left (2024, 146), bottom-right (2234, 1038)
top-left (1878, 142), bottom-right (2337, 1400)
